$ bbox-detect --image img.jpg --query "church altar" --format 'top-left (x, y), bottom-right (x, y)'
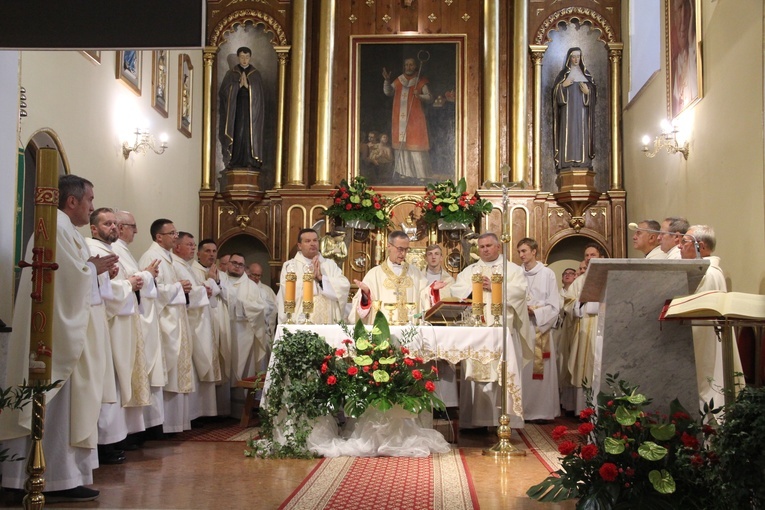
top-left (260, 324), bottom-right (519, 457)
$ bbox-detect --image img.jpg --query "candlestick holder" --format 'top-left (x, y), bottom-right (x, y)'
top-left (471, 272), bottom-right (484, 327)
top-left (491, 271), bottom-right (503, 326)
top-left (302, 300), bottom-right (314, 325)
top-left (284, 299), bottom-right (296, 324)
top-left (285, 266), bottom-right (297, 324)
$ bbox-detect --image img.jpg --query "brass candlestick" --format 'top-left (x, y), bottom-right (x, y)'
top-left (284, 266), bottom-right (296, 324)
top-left (491, 269), bottom-right (503, 326)
top-left (302, 268), bottom-right (314, 325)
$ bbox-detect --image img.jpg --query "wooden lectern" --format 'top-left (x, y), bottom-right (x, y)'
top-left (579, 259), bottom-right (709, 410)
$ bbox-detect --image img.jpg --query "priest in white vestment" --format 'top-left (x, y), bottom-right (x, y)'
top-left (632, 219), bottom-right (667, 259)
top-left (173, 232), bottom-right (219, 419)
top-left (194, 238), bottom-right (232, 415)
top-left (1, 175), bottom-right (117, 500)
top-left (681, 225), bottom-right (745, 417)
top-left (139, 219), bottom-right (195, 433)
top-left (223, 253), bottom-right (268, 381)
top-left (562, 244), bottom-right (603, 413)
top-left (555, 268), bottom-right (577, 411)
top-left (349, 230), bottom-right (429, 325)
top-left (277, 228), bottom-right (350, 324)
top-left (422, 244), bottom-right (458, 408)
top-left (87, 208), bottom-right (150, 456)
top-left (450, 233), bottom-right (530, 429)
top-left (659, 216), bottom-right (689, 260)
top-left (249, 262), bottom-right (278, 339)
top-left (517, 238), bottom-right (560, 421)
top-left (114, 210), bottom-right (164, 429)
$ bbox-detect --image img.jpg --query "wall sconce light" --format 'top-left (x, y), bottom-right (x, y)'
top-left (641, 120), bottom-right (689, 159)
top-left (122, 128), bottom-right (168, 159)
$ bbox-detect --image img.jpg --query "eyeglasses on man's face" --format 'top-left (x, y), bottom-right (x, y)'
top-left (159, 230), bottom-right (178, 238)
top-left (389, 244), bottom-right (410, 254)
top-left (229, 260), bottom-right (245, 268)
top-left (120, 223), bottom-right (137, 230)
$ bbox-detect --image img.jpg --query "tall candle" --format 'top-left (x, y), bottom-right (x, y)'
top-left (472, 268), bottom-right (483, 305)
top-left (285, 264), bottom-right (296, 302)
top-left (491, 280), bottom-right (502, 305)
top-left (302, 265), bottom-right (314, 303)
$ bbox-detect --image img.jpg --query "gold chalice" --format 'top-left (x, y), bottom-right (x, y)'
top-left (406, 302), bottom-right (417, 325)
top-left (383, 303), bottom-right (397, 324)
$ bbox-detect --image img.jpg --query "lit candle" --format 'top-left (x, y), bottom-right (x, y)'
top-left (491, 265), bottom-right (503, 305)
top-left (285, 262), bottom-right (296, 302)
top-left (472, 265), bottom-right (483, 304)
top-left (302, 264), bottom-right (314, 303)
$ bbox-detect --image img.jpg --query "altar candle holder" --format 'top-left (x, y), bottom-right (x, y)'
top-left (491, 266), bottom-right (503, 326)
top-left (302, 264), bottom-right (314, 324)
top-left (284, 262), bottom-right (296, 324)
top-left (471, 266), bottom-right (484, 327)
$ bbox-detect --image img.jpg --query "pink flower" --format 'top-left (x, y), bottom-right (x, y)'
top-left (599, 463), bottom-right (619, 482)
top-left (558, 441), bottom-right (577, 456)
top-left (580, 444), bottom-right (598, 461)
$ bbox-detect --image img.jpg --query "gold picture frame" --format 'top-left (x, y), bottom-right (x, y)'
top-left (151, 50), bottom-right (169, 118)
top-left (349, 35), bottom-right (465, 188)
top-left (115, 50), bottom-right (141, 96)
top-left (177, 53), bottom-right (193, 138)
top-left (80, 50), bottom-right (101, 65)
top-left (666, 0), bottom-right (703, 120)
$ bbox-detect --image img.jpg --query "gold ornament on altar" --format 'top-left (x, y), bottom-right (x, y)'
top-left (491, 266), bottom-right (503, 326)
top-left (471, 265), bottom-right (484, 326)
top-left (284, 262), bottom-right (296, 324)
top-left (302, 264), bottom-right (314, 324)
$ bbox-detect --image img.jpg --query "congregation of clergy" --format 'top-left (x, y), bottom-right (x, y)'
top-left (0, 175), bottom-right (740, 503)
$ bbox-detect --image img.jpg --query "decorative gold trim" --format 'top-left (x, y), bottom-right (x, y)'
top-left (201, 47), bottom-right (218, 190)
top-left (533, 7), bottom-right (616, 45)
top-left (349, 14), bottom-right (357, 23)
top-left (608, 43), bottom-right (623, 191)
top-left (316, 0), bottom-right (337, 187)
top-left (461, 13), bottom-right (470, 22)
top-left (510, 0), bottom-right (528, 184)
top-left (482, 0), bottom-right (500, 185)
top-left (274, 47), bottom-right (290, 190)
top-left (382, 14), bottom-right (391, 24)
top-left (428, 13), bottom-right (437, 22)
top-left (209, 10), bottom-right (288, 47)
top-left (530, 45), bottom-right (547, 190)
top-left (287, 0), bottom-right (308, 187)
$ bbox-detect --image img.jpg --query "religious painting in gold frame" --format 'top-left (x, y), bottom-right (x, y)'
top-left (666, 0), bottom-right (703, 120)
top-left (116, 50), bottom-right (141, 96)
top-left (151, 50), bottom-right (169, 118)
top-left (177, 53), bottom-right (193, 138)
top-left (349, 35), bottom-right (465, 188)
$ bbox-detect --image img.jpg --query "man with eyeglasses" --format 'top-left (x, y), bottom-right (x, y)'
top-left (139, 219), bottom-right (195, 434)
top-left (658, 216), bottom-right (689, 259)
top-left (632, 219), bottom-right (667, 259)
top-left (113, 211), bottom-right (164, 434)
top-left (223, 253), bottom-right (268, 382)
top-left (680, 225), bottom-right (744, 416)
top-left (248, 262), bottom-right (277, 342)
top-left (451, 232), bottom-right (529, 431)
top-left (87, 208), bottom-right (150, 465)
top-left (349, 230), bottom-right (427, 325)
top-left (277, 228), bottom-right (350, 324)
top-left (173, 232), bottom-right (220, 421)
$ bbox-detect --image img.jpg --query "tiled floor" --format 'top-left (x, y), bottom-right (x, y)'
top-left (0, 427), bottom-right (576, 509)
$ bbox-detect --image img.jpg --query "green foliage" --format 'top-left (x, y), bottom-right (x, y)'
top-left (417, 178), bottom-right (493, 226)
top-left (0, 380), bottom-right (61, 463)
top-left (527, 375), bottom-right (711, 509)
top-left (323, 176), bottom-right (390, 229)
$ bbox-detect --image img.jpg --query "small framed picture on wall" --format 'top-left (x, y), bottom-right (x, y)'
top-left (116, 50), bottom-right (141, 96)
top-left (152, 50), bottom-right (169, 118)
top-left (178, 54), bottom-right (193, 138)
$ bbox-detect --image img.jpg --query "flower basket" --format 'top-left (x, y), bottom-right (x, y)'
top-left (324, 176), bottom-right (390, 230)
top-left (417, 177), bottom-right (493, 226)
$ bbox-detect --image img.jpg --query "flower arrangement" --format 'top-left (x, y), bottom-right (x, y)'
top-left (527, 374), bottom-right (714, 509)
top-left (247, 312), bottom-right (443, 459)
top-left (324, 312), bottom-right (444, 419)
top-left (417, 177), bottom-right (493, 227)
top-left (324, 176), bottom-right (390, 229)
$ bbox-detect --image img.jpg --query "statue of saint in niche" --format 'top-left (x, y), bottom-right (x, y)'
top-left (219, 46), bottom-right (264, 169)
top-left (552, 47), bottom-right (596, 171)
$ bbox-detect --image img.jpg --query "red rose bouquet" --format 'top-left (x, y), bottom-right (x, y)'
top-left (416, 177), bottom-right (493, 227)
top-left (324, 176), bottom-right (390, 229)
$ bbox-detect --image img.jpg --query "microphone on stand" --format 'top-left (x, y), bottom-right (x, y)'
top-left (627, 222), bottom-right (701, 259)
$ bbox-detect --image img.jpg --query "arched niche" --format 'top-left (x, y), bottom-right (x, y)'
top-left (546, 234), bottom-right (608, 283)
top-left (217, 233), bottom-right (274, 288)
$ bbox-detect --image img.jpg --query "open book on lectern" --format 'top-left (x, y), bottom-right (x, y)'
top-left (660, 290), bottom-right (765, 321)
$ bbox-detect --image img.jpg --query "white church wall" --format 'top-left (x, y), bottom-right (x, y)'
top-left (623, 0), bottom-right (765, 293)
top-left (18, 50), bottom-right (203, 260)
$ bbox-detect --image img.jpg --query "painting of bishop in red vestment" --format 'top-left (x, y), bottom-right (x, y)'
top-left (351, 37), bottom-right (464, 187)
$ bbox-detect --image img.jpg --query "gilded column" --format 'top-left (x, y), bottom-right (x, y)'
top-left (314, 0), bottom-right (336, 187)
top-left (482, 0), bottom-right (500, 185)
top-left (529, 45), bottom-right (547, 190)
top-left (201, 46), bottom-right (218, 191)
top-left (608, 43), bottom-right (624, 191)
top-left (274, 47), bottom-right (290, 190)
top-left (511, 0), bottom-right (528, 184)
top-left (286, 0), bottom-right (308, 187)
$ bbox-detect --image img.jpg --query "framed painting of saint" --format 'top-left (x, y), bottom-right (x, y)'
top-left (178, 54), bottom-right (193, 138)
top-left (116, 50), bottom-right (141, 96)
top-left (152, 50), bottom-right (169, 118)
top-left (349, 35), bottom-right (465, 188)
top-left (666, 0), bottom-right (703, 119)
